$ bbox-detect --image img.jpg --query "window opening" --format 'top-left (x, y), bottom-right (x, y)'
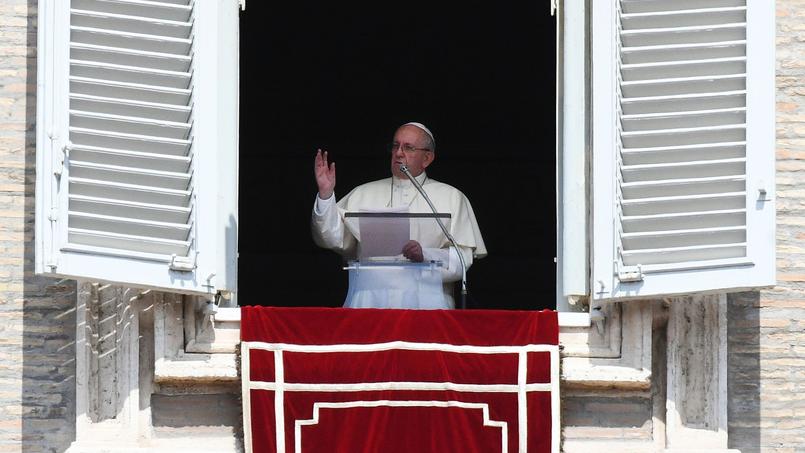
top-left (238, 0), bottom-right (556, 310)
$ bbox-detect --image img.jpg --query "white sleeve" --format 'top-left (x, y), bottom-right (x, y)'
top-left (311, 194), bottom-right (351, 253)
top-left (422, 245), bottom-right (474, 283)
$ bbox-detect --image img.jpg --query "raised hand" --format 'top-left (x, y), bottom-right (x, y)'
top-left (314, 149), bottom-right (336, 199)
top-left (401, 240), bottom-right (424, 262)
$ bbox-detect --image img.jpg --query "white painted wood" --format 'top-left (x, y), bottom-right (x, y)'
top-left (558, 312), bottom-right (591, 327)
top-left (557, 0), bottom-right (589, 310)
top-left (36, 0), bottom-right (239, 295)
top-left (591, 0), bottom-right (775, 300)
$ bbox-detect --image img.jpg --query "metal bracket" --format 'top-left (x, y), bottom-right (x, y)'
top-left (757, 181), bottom-right (771, 202)
top-left (169, 251), bottom-right (198, 272)
top-left (616, 263), bottom-right (644, 283)
top-left (590, 305), bottom-right (606, 335)
top-left (239, 0), bottom-right (246, 11)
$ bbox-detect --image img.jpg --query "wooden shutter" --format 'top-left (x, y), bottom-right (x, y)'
top-left (591, 0), bottom-right (774, 300)
top-left (36, 0), bottom-right (239, 295)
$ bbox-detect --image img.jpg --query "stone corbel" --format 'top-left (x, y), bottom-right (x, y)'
top-left (560, 301), bottom-right (653, 389)
top-left (153, 294), bottom-right (238, 383)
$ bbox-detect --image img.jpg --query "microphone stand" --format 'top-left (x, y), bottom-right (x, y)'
top-left (399, 165), bottom-right (468, 309)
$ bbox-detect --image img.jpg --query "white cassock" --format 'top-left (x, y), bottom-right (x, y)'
top-left (312, 172), bottom-right (487, 309)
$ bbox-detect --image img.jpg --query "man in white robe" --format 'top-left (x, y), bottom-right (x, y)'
top-left (311, 122), bottom-right (487, 309)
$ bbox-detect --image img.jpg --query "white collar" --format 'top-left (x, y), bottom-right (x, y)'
top-left (392, 171), bottom-right (427, 188)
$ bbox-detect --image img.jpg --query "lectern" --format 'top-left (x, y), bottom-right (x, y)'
top-left (343, 211), bottom-right (452, 309)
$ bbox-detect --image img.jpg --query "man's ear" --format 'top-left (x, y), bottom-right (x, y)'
top-left (423, 151), bottom-right (435, 168)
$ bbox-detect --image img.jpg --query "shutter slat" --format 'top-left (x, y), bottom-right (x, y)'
top-left (621, 142), bottom-right (745, 165)
top-left (72, 0), bottom-right (193, 22)
top-left (621, 107), bottom-right (745, 130)
top-left (621, 125), bottom-right (746, 149)
top-left (71, 8), bottom-right (192, 38)
top-left (621, 225), bottom-right (746, 250)
top-left (70, 144), bottom-right (191, 172)
top-left (621, 75), bottom-right (745, 98)
top-left (70, 43), bottom-right (192, 72)
top-left (68, 228), bottom-right (190, 255)
top-left (70, 60), bottom-right (191, 88)
top-left (621, 192), bottom-right (746, 216)
top-left (620, 7), bottom-right (746, 30)
top-left (621, 0), bottom-right (745, 15)
top-left (71, 76), bottom-right (191, 105)
top-left (621, 243), bottom-right (746, 266)
top-left (621, 23), bottom-right (745, 47)
top-left (622, 157), bottom-right (745, 178)
top-left (71, 26), bottom-right (191, 54)
top-left (70, 194), bottom-right (190, 224)
top-left (621, 56), bottom-right (745, 80)
top-left (69, 211), bottom-right (191, 241)
top-left (620, 41), bottom-right (746, 65)
top-left (69, 160), bottom-right (191, 190)
top-left (70, 130), bottom-right (190, 157)
top-left (621, 90), bottom-right (745, 115)
top-left (69, 177), bottom-right (190, 206)
top-left (70, 127), bottom-right (190, 148)
top-left (621, 175), bottom-right (745, 199)
top-left (70, 93), bottom-right (191, 122)
top-left (621, 208), bottom-right (746, 232)
top-left (70, 110), bottom-right (191, 139)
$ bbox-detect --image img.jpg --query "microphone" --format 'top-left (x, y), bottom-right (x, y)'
top-left (399, 164), bottom-right (469, 309)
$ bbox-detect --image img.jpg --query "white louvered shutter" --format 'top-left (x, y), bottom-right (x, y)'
top-left (35, 0), bottom-right (239, 295)
top-left (591, 0), bottom-right (774, 300)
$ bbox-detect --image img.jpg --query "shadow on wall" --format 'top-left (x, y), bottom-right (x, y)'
top-left (727, 291), bottom-right (761, 452)
top-left (22, 0), bottom-right (77, 450)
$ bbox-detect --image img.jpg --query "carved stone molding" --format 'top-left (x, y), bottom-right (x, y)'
top-left (67, 283), bottom-right (150, 452)
top-left (664, 294), bottom-right (737, 453)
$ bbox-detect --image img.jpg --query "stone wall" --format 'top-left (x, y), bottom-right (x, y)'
top-left (0, 0), bottom-right (76, 452)
top-left (726, 1), bottom-right (805, 451)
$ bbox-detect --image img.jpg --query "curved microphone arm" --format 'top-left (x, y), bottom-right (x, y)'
top-left (399, 164), bottom-right (468, 309)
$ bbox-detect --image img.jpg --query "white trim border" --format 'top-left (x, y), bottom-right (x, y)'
top-left (295, 400), bottom-right (508, 453)
top-left (241, 341), bottom-right (560, 453)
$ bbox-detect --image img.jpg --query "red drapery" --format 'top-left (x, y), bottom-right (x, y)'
top-left (241, 307), bottom-right (559, 453)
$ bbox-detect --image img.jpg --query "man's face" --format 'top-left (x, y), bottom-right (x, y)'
top-left (389, 125), bottom-right (435, 179)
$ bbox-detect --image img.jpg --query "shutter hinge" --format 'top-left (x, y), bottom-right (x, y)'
top-left (169, 252), bottom-right (198, 272)
top-left (239, 0), bottom-right (246, 11)
top-left (53, 142), bottom-right (71, 177)
top-left (616, 262), bottom-right (644, 283)
top-left (550, 0), bottom-right (557, 16)
top-left (48, 208), bottom-right (58, 222)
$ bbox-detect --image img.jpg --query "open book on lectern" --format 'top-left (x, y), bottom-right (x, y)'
top-left (344, 209), bottom-right (452, 260)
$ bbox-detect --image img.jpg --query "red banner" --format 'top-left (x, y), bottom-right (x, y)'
top-left (241, 307), bottom-right (559, 453)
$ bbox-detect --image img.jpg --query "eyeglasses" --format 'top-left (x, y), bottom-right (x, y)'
top-left (387, 142), bottom-right (432, 154)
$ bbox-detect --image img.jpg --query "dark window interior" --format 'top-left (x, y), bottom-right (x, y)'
top-left (238, 1), bottom-right (556, 310)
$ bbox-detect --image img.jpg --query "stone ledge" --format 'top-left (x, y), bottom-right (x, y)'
top-left (154, 353), bottom-right (238, 383)
top-left (664, 450), bottom-right (740, 453)
top-left (562, 440), bottom-right (655, 453)
top-left (562, 359), bottom-right (652, 390)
